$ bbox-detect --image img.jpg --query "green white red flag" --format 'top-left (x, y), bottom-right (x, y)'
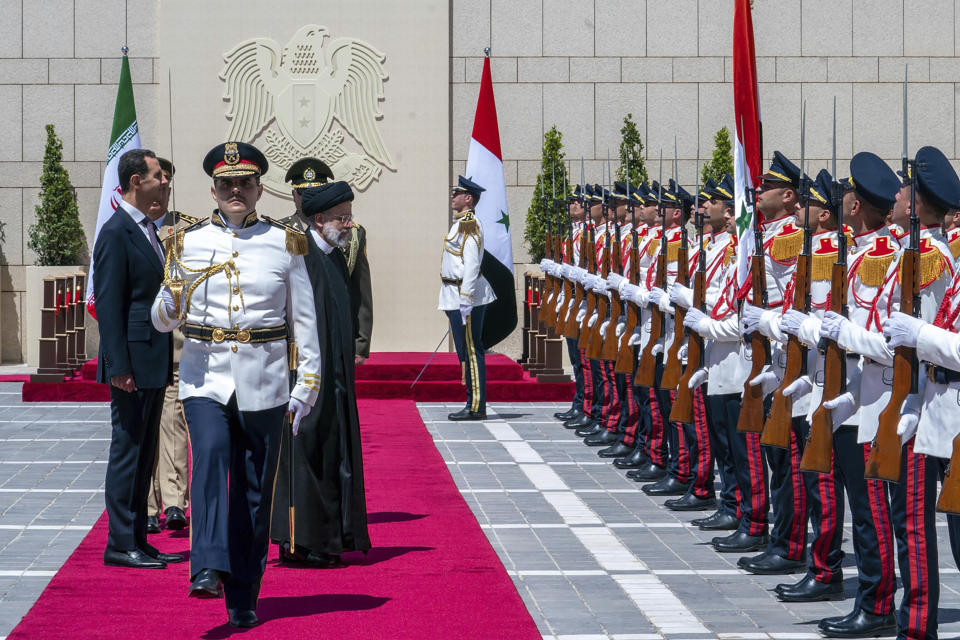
top-left (86, 53), bottom-right (142, 317)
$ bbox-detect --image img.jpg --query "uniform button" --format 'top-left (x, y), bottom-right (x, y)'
top-left (231, 345), bottom-right (238, 353)
top-left (232, 251), bottom-right (239, 257)
top-left (233, 305), bottom-right (239, 311)
top-left (232, 232), bottom-right (238, 237)
top-left (233, 324), bottom-right (239, 329)
top-left (233, 287), bottom-right (239, 294)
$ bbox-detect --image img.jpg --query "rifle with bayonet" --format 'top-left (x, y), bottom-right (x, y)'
top-left (866, 73), bottom-right (916, 482)
top-left (539, 171), bottom-right (557, 327)
top-left (577, 183), bottom-right (599, 350)
top-left (586, 171), bottom-right (612, 360)
top-left (565, 159), bottom-right (590, 340)
top-left (662, 142), bottom-right (689, 390)
top-left (801, 98), bottom-right (847, 473)
top-left (601, 155), bottom-right (625, 361)
top-left (636, 150), bottom-right (667, 387)
top-left (615, 168), bottom-right (642, 374)
top-left (548, 168), bottom-right (566, 329)
top-left (557, 167), bottom-right (576, 332)
top-left (763, 103), bottom-right (811, 449)
top-left (671, 176), bottom-right (704, 424)
top-left (736, 139), bottom-right (770, 434)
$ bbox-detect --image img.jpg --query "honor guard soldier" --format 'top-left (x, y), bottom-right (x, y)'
top-left (282, 156), bottom-right (336, 231)
top-left (146, 157), bottom-right (197, 534)
top-left (441, 176), bottom-right (496, 420)
top-left (151, 141), bottom-right (321, 629)
top-left (554, 186), bottom-right (589, 423)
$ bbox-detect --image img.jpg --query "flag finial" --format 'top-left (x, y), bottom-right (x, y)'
top-left (121, 45), bottom-right (129, 55)
top-left (483, 47), bottom-right (490, 58)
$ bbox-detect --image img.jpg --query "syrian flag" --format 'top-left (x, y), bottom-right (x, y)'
top-left (85, 52), bottom-right (142, 319)
top-left (466, 55), bottom-right (517, 349)
top-left (733, 0), bottom-right (763, 298)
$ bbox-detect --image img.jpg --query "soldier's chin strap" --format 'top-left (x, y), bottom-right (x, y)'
top-left (410, 328), bottom-right (452, 389)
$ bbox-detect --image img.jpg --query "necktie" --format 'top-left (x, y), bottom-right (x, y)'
top-left (142, 218), bottom-right (164, 262)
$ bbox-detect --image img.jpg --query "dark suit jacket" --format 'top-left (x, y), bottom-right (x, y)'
top-left (94, 204), bottom-right (172, 389)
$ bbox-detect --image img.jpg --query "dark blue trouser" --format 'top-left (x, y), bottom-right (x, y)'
top-left (447, 304), bottom-right (487, 414)
top-left (105, 385), bottom-right (165, 552)
top-left (765, 417), bottom-right (809, 561)
top-left (654, 359), bottom-right (689, 483)
top-left (183, 395), bottom-right (285, 611)
top-left (797, 419), bottom-right (844, 585)
top-left (722, 394), bottom-right (769, 536)
top-left (705, 392), bottom-right (741, 518)
top-left (588, 358), bottom-right (605, 420)
top-left (565, 337), bottom-right (585, 413)
top-left (681, 388), bottom-right (714, 499)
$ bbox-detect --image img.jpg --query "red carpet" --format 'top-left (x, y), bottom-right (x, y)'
top-left (22, 353), bottom-right (573, 402)
top-left (7, 399), bottom-right (541, 639)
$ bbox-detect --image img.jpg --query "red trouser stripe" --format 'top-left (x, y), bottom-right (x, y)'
top-left (672, 390), bottom-right (690, 478)
top-left (580, 350), bottom-right (593, 414)
top-left (647, 387), bottom-right (665, 467)
top-left (745, 432), bottom-right (768, 536)
top-left (811, 467), bottom-right (839, 583)
top-left (861, 443), bottom-right (895, 614)
top-left (786, 427), bottom-right (807, 561)
top-left (602, 362), bottom-right (621, 430)
top-left (905, 442), bottom-right (930, 635)
top-left (691, 388), bottom-right (712, 497)
top-left (622, 384), bottom-right (640, 447)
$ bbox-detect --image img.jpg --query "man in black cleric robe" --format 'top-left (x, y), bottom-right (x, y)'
top-left (270, 180), bottom-right (370, 566)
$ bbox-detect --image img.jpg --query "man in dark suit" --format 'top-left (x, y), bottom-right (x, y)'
top-left (94, 148), bottom-right (181, 569)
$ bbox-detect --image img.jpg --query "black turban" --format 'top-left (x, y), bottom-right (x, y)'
top-left (301, 181), bottom-right (354, 218)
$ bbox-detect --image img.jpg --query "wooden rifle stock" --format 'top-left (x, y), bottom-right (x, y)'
top-left (799, 261), bottom-right (847, 473)
top-left (556, 235), bottom-right (575, 334)
top-left (614, 237), bottom-right (641, 374)
top-left (585, 243), bottom-right (610, 359)
top-left (577, 227), bottom-right (598, 350)
top-left (762, 251), bottom-right (811, 448)
top-left (737, 253), bottom-right (769, 433)
top-left (547, 234), bottom-right (564, 327)
top-left (562, 227), bottom-right (588, 339)
top-left (635, 239), bottom-right (666, 387)
top-left (539, 230), bottom-right (555, 326)
top-left (661, 238), bottom-right (689, 390)
top-left (864, 245), bottom-right (917, 482)
top-left (937, 432), bottom-right (960, 514)
top-left (671, 267), bottom-right (705, 424)
top-left (600, 237), bottom-right (623, 361)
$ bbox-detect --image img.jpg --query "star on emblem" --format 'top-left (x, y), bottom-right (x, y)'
top-left (298, 117), bottom-right (311, 128)
top-left (497, 210), bottom-right (510, 231)
top-left (298, 97), bottom-right (310, 108)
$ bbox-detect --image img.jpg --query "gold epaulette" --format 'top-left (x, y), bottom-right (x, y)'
top-left (811, 237), bottom-right (839, 282)
top-left (899, 238), bottom-right (952, 290)
top-left (646, 238), bottom-right (660, 257)
top-left (723, 242), bottom-right (736, 267)
top-left (162, 229), bottom-right (185, 258)
top-left (949, 230), bottom-right (960, 260)
top-left (770, 223), bottom-right (803, 263)
top-left (854, 236), bottom-right (897, 287)
top-left (262, 216), bottom-right (308, 255)
top-left (665, 232), bottom-right (682, 262)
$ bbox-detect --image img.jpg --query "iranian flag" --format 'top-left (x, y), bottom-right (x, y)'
top-left (733, 0), bottom-right (763, 298)
top-left (466, 55), bottom-right (517, 348)
top-left (85, 52), bottom-right (142, 318)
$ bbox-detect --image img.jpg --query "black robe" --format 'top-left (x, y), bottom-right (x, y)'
top-left (270, 231), bottom-right (370, 555)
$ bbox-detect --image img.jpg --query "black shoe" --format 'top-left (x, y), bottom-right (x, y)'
top-left (554, 408), bottom-right (581, 421)
top-left (776, 574), bottom-right (844, 602)
top-left (737, 551), bottom-right (768, 568)
top-left (819, 608), bottom-right (896, 638)
top-left (140, 546), bottom-right (185, 564)
top-left (613, 446), bottom-right (648, 469)
top-left (712, 531), bottom-right (769, 553)
top-left (448, 408), bottom-right (486, 421)
top-left (583, 430), bottom-right (619, 446)
top-left (280, 548), bottom-right (341, 568)
top-left (189, 568), bottom-right (224, 598)
top-left (575, 422), bottom-right (605, 437)
top-left (599, 442), bottom-right (633, 458)
top-left (227, 609), bottom-right (259, 628)
top-left (742, 553), bottom-right (806, 575)
top-left (164, 506), bottom-right (187, 531)
top-left (664, 494), bottom-right (717, 511)
top-left (641, 476), bottom-right (690, 496)
top-left (698, 512), bottom-right (740, 530)
top-left (103, 547), bottom-right (166, 569)
top-left (564, 414), bottom-right (594, 429)
top-left (146, 515), bottom-right (161, 534)
top-left (627, 462), bottom-right (666, 482)
top-left (691, 511), bottom-right (720, 527)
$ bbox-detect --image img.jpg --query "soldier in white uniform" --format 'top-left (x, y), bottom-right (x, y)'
top-left (151, 142), bottom-right (321, 629)
top-left (440, 176), bottom-right (496, 420)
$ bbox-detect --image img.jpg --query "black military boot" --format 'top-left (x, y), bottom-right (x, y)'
top-left (554, 407), bottom-right (581, 421)
top-left (599, 441), bottom-right (634, 459)
top-left (819, 608), bottom-right (895, 638)
top-left (575, 422), bottom-right (605, 438)
top-left (564, 414), bottom-right (594, 429)
top-left (627, 462), bottom-right (666, 481)
top-left (448, 408), bottom-right (486, 421)
top-left (613, 443), bottom-right (648, 469)
top-left (583, 429), bottom-right (619, 446)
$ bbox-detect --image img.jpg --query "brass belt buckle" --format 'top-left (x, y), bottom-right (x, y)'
top-left (211, 328), bottom-right (226, 343)
top-left (236, 329), bottom-right (251, 343)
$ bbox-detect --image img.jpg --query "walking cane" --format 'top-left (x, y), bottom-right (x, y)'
top-left (287, 341), bottom-right (298, 551)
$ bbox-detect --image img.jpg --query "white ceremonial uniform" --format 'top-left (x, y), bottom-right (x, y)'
top-left (439, 209), bottom-right (496, 311)
top-left (644, 225), bottom-right (683, 351)
top-left (151, 211), bottom-right (322, 412)
top-left (702, 238), bottom-right (749, 396)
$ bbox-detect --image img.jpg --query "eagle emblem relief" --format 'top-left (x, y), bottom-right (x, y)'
top-left (220, 25), bottom-right (395, 196)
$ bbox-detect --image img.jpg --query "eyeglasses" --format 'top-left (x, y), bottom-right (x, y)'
top-left (333, 213), bottom-right (353, 224)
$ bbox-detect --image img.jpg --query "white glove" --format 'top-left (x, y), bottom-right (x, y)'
top-left (783, 375), bottom-right (812, 398)
top-left (822, 392), bottom-right (857, 428)
top-left (897, 407), bottom-right (920, 439)
top-left (607, 273), bottom-right (626, 290)
top-left (820, 310), bottom-right (848, 343)
top-left (647, 287), bottom-right (666, 309)
top-left (749, 369), bottom-right (780, 396)
top-left (678, 342), bottom-right (688, 361)
top-left (651, 342), bottom-right (664, 356)
top-left (588, 312), bottom-right (599, 328)
top-left (627, 330), bottom-right (642, 346)
top-left (616, 321), bottom-right (626, 337)
top-left (883, 311), bottom-right (927, 350)
top-left (628, 286), bottom-right (647, 306)
top-left (741, 303), bottom-right (764, 335)
top-left (684, 308), bottom-right (707, 331)
top-left (780, 309), bottom-right (809, 337)
top-left (576, 303), bottom-right (587, 323)
top-left (599, 319), bottom-right (610, 335)
top-left (668, 282), bottom-right (694, 309)
top-left (287, 397), bottom-right (310, 436)
top-left (459, 304), bottom-right (472, 325)
top-left (160, 286), bottom-right (176, 316)
top-left (689, 368), bottom-right (708, 389)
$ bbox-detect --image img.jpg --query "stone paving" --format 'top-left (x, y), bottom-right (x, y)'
top-left (421, 401), bottom-right (960, 640)
top-left (1, 388), bottom-right (959, 639)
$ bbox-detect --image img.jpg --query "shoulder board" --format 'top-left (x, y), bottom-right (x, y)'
top-left (182, 216), bottom-right (209, 233)
top-left (175, 212), bottom-right (200, 225)
top-left (889, 224), bottom-right (908, 244)
top-left (811, 236), bottom-right (839, 281)
top-left (456, 211), bottom-right (480, 237)
top-left (949, 229), bottom-right (960, 260)
top-left (262, 216), bottom-right (308, 256)
top-left (162, 217), bottom-right (207, 257)
top-left (852, 235), bottom-right (897, 287)
top-left (770, 222), bottom-right (803, 263)
top-left (665, 229), bottom-right (683, 261)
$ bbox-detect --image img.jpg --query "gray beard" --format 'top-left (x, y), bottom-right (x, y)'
top-left (322, 225), bottom-right (350, 249)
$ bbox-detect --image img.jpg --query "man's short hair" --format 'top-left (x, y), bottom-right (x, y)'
top-left (117, 149), bottom-right (157, 194)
